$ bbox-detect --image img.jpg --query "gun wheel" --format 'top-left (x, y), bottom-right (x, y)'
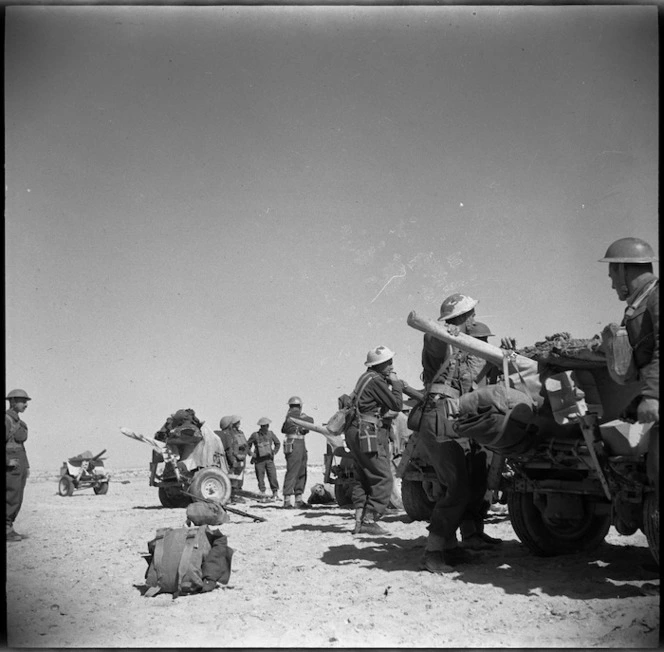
top-left (158, 487), bottom-right (191, 508)
top-left (334, 482), bottom-right (353, 507)
top-left (189, 468), bottom-right (232, 505)
top-left (508, 491), bottom-right (611, 557)
top-left (94, 482), bottom-right (109, 495)
top-left (58, 476), bottom-right (75, 497)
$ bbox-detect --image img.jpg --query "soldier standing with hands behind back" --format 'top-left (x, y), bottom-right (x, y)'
top-left (248, 418), bottom-right (281, 503)
top-left (281, 396), bottom-right (314, 509)
top-left (6, 389), bottom-right (32, 542)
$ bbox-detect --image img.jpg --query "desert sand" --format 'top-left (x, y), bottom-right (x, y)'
top-left (5, 464), bottom-right (660, 648)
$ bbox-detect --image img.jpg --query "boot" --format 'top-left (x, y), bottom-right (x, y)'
top-left (259, 491), bottom-right (268, 503)
top-left (358, 511), bottom-right (389, 536)
top-left (477, 531), bottom-right (502, 545)
top-left (352, 508), bottom-right (364, 535)
top-left (6, 529), bottom-right (22, 543)
top-left (461, 534), bottom-right (494, 551)
top-left (295, 494), bottom-right (310, 509)
top-left (443, 546), bottom-right (477, 566)
top-left (270, 491), bottom-right (279, 503)
top-left (283, 495), bottom-right (295, 509)
top-left (419, 550), bottom-right (455, 574)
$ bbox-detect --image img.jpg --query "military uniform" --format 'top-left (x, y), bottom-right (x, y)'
top-left (345, 369), bottom-right (403, 521)
top-left (6, 408), bottom-right (29, 538)
top-left (247, 427), bottom-right (281, 499)
top-left (281, 407), bottom-right (313, 506)
top-left (419, 332), bottom-right (475, 553)
top-left (623, 272), bottom-right (659, 494)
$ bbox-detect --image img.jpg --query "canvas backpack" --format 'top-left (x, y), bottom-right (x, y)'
top-left (144, 525), bottom-right (232, 598)
top-left (327, 371), bottom-right (378, 436)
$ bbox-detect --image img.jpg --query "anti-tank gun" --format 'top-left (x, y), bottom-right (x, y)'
top-left (403, 311), bottom-right (659, 564)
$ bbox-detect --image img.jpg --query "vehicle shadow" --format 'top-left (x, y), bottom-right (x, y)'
top-left (319, 536), bottom-right (659, 599)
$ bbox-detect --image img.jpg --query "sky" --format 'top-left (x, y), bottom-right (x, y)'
top-left (5, 5), bottom-right (659, 472)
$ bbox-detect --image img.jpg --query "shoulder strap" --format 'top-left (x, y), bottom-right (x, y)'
top-left (624, 278), bottom-right (658, 321)
top-left (425, 347), bottom-right (458, 391)
top-left (176, 529), bottom-right (201, 596)
top-left (351, 371), bottom-right (378, 407)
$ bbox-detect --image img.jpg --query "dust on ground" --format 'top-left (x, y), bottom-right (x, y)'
top-left (6, 465), bottom-right (660, 648)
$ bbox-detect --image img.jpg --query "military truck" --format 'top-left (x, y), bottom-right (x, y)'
top-left (401, 312), bottom-right (659, 564)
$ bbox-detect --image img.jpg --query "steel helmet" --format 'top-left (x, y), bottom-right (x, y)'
top-left (288, 396), bottom-right (302, 406)
top-left (257, 417), bottom-right (271, 426)
top-left (231, 414), bottom-right (242, 424)
top-left (219, 416), bottom-right (234, 430)
top-left (599, 238), bottom-right (658, 263)
top-left (439, 293), bottom-right (479, 321)
top-left (468, 321), bottom-right (494, 338)
top-left (364, 345), bottom-right (395, 367)
top-left (6, 389), bottom-right (31, 401)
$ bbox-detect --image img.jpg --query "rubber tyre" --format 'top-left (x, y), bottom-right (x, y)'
top-left (401, 479), bottom-right (435, 522)
top-left (642, 493), bottom-right (659, 566)
top-left (334, 482), bottom-right (353, 507)
top-left (58, 476), bottom-right (75, 497)
top-left (508, 491), bottom-right (611, 557)
top-left (188, 467), bottom-right (232, 505)
top-left (94, 482), bottom-right (109, 495)
top-left (158, 487), bottom-right (191, 508)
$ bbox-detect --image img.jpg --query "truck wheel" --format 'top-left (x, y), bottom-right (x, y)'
top-left (94, 482), bottom-right (109, 495)
top-left (58, 476), bottom-right (75, 497)
top-left (642, 493), bottom-right (659, 565)
top-left (334, 482), bottom-right (353, 507)
top-left (401, 479), bottom-right (435, 521)
top-left (508, 491), bottom-right (611, 556)
top-left (158, 487), bottom-right (191, 508)
top-left (189, 468), bottom-right (232, 505)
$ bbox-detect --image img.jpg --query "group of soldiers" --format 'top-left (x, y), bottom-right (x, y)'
top-left (333, 236), bottom-right (659, 574)
top-left (215, 399), bottom-right (314, 509)
top-left (7, 238), bottom-right (659, 570)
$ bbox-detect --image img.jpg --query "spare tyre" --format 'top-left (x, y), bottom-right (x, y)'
top-left (401, 479), bottom-right (436, 521)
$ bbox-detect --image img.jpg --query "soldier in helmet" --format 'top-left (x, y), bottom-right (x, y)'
top-left (216, 415), bottom-right (248, 504)
top-left (344, 345), bottom-right (404, 536)
top-left (6, 389), bottom-right (32, 542)
top-left (247, 418), bottom-right (281, 503)
top-left (458, 321), bottom-right (504, 550)
top-left (281, 396), bottom-right (314, 509)
top-left (417, 293), bottom-right (480, 572)
top-left (599, 237), bottom-right (659, 495)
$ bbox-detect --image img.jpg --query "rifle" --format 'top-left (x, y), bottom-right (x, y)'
top-left (181, 490), bottom-right (266, 523)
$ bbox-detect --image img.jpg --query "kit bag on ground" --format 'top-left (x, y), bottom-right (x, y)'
top-left (144, 525), bottom-right (234, 598)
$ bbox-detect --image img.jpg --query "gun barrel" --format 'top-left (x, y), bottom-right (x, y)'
top-left (406, 311), bottom-right (537, 373)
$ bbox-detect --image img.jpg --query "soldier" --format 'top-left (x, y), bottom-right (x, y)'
top-left (599, 237), bottom-right (659, 495)
top-left (247, 418), bottom-right (281, 503)
top-left (229, 416), bottom-right (248, 492)
top-left (217, 416), bottom-right (248, 504)
top-left (417, 293), bottom-right (480, 573)
top-left (6, 389), bottom-right (32, 542)
top-left (459, 321), bottom-right (503, 550)
top-left (345, 345), bottom-right (404, 536)
top-left (281, 396), bottom-right (314, 509)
